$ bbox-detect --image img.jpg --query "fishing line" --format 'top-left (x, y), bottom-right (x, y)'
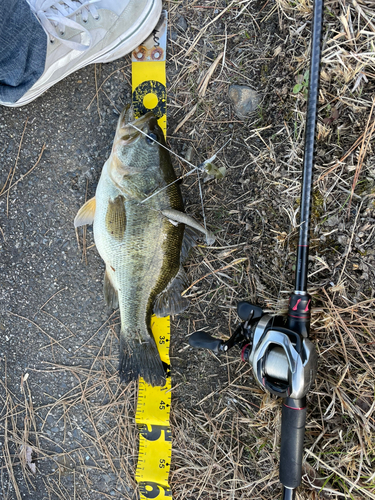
top-left (129, 123), bottom-right (230, 205)
top-left (196, 165), bottom-right (207, 234)
top-left (129, 123), bottom-right (202, 173)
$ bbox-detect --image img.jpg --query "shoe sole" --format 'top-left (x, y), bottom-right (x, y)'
top-left (8, 0), bottom-right (162, 107)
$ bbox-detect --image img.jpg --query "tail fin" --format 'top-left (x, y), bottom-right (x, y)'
top-left (119, 334), bottom-right (166, 387)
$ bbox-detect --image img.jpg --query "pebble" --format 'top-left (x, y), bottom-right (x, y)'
top-left (228, 85), bottom-right (260, 118)
top-left (327, 215), bottom-right (340, 227)
top-left (206, 51), bottom-right (216, 61)
top-left (176, 16), bottom-right (188, 32)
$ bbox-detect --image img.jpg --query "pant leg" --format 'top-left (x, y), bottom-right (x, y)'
top-left (0, 0), bottom-right (47, 105)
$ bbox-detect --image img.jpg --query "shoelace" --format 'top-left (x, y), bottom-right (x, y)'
top-left (27, 0), bottom-right (100, 51)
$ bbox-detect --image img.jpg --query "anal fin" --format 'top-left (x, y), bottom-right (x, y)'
top-left (104, 268), bottom-right (118, 309)
top-left (153, 266), bottom-right (189, 317)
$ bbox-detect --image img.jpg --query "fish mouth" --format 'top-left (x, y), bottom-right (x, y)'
top-left (108, 106), bottom-right (161, 187)
top-left (114, 106), bottom-right (158, 146)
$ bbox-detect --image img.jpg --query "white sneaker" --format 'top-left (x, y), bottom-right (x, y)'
top-left (7, 0), bottom-right (162, 107)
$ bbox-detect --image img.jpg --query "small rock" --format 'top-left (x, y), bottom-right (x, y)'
top-left (228, 85), bottom-right (260, 118)
top-left (327, 215), bottom-right (340, 227)
top-left (206, 50), bottom-right (216, 61)
top-left (176, 16), bottom-right (188, 32)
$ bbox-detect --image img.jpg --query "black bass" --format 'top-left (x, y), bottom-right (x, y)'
top-left (75, 107), bottom-right (214, 386)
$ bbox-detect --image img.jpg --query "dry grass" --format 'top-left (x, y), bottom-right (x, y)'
top-left (1, 296), bottom-right (374, 499)
top-left (0, 327), bottom-right (140, 500)
top-left (1, 0), bottom-right (375, 499)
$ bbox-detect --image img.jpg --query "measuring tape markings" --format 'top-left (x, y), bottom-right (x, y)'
top-left (134, 319), bottom-right (173, 499)
top-left (132, 61), bottom-right (167, 135)
top-left (132, 16), bottom-right (172, 496)
top-left (132, 78), bottom-right (167, 120)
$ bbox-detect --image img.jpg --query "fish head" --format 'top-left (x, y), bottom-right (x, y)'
top-left (108, 106), bottom-right (172, 198)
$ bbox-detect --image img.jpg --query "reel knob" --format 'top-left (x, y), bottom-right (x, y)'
top-left (237, 301), bottom-right (263, 321)
top-left (188, 331), bottom-right (224, 353)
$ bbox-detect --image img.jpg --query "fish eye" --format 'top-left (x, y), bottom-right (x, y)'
top-left (146, 132), bottom-right (158, 145)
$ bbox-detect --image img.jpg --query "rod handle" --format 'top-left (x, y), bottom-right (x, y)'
top-left (279, 397), bottom-right (306, 489)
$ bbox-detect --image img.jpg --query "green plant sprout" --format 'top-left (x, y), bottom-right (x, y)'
top-left (293, 70), bottom-right (309, 99)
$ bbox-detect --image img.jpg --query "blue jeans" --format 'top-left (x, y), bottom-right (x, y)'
top-left (0, 0), bottom-right (47, 104)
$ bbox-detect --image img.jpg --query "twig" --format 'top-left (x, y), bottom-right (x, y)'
top-left (6, 118), bottom-right (28, 216)
top-left (0, 144), bottom-right (46, 199)
top-left (305, 449), bottom-right (375, 499)
top-left (7, 311), bottom-right (70, 353)
top-left (348, 97), bottom-right (375, 211)
top-left (94, 63), bottom-right (101, 121)
top-left (37, 287), bottom-right (68, 315)
top-left (317, 125), bottom-right (374, 182)
top-left (4, 406), bottom-right (22, 500)
top-left (86, 63), bottom-right (130, 110)
top-left (338, 199), bottom-right (363, 286)
top-left (185, 0), bottom-right (237, 57)
top-left (197, 52), bottom-right (224, 97)
top-left (182, 258), bottom-right (247, 296)
top-left (174, 103), bottom-right (198, 134)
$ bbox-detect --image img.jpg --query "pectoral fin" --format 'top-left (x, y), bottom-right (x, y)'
top-left (105, 195), bottom-right (126, 240)
top-left (153, 266), bottom-right (189, 317)
top-left (104, 268), bottom-right (118, 309)
top-left (74, 197), bottom-right (96, 227)
top-left (161, 209), bottom-right (215, 245)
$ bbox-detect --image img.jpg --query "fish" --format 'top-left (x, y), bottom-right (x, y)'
top-left (74, 106), bottom-right (214, 386)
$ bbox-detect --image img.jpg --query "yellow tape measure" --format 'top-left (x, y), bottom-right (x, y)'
top-left (136, 318), bottom-right (172, 499)
top-left (131, 11), bottom-right (172, 500)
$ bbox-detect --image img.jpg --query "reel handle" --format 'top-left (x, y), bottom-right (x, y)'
top-left (188, 331), bottom-right (223, 353)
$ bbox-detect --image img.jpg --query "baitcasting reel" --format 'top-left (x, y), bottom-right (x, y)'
top-left (189, 300), bottom-right (317, 401)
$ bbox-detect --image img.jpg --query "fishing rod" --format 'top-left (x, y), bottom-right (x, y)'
top-left (188, 0), bottom-right (324, 498)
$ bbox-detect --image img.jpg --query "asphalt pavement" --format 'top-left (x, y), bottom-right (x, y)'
top-left (0, 60), bottom-right (137, 500)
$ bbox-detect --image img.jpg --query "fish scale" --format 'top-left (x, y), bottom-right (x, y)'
top-left (117, 204), bottom-right (179, 331)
